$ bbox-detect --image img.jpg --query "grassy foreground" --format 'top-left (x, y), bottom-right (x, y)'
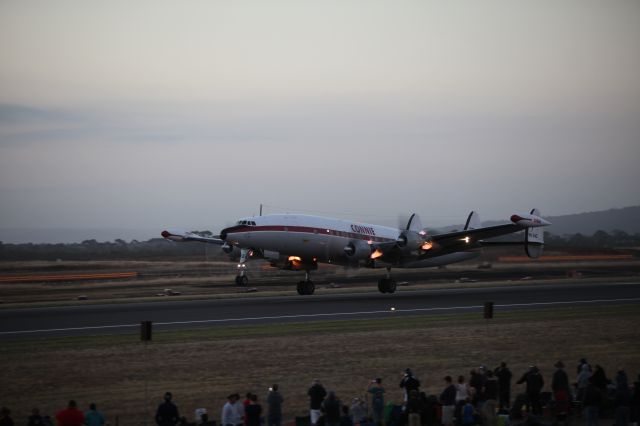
top-left (2, 304), bottom-right (640, 425)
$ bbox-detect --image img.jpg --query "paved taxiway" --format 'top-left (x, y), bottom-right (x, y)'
top-left (1, 281), bottom-right (639, 339)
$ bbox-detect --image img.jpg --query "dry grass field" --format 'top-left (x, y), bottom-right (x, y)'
top-left (2, 304), bottom-right (639, 425)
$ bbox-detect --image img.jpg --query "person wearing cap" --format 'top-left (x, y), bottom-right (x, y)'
top-left (155, 392), bottom-right (179, 426)
top-left (222, 394), bottom-right (243, 426)
top-left (400, 369), bottom-right (421, 403)
top-left (308, 379), bottom-right (327, 426)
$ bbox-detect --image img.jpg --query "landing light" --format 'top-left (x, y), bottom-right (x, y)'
top-left (461, 236), bottom-right (470, 244)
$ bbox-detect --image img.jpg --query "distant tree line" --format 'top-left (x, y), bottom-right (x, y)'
top-left (544, 230), bottom-right (640, 250)
top-left (0, 230), bottom-right (638, 261)
top-left (0, 235), bottom-right (227, 261)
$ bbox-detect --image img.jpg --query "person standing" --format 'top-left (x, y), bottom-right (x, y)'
top-left (482, 371), bottom-right (499, 426)
top-left (245, 394), bottom-right (262, 426)
top-left (84, 403), bottom-right (105, 426)
top-left (322, 391), bottom-right (342, 426)
top-left (309, 379), bottom-right (328, 426)
top-left (27, 408), bottom-right (44, 426)
top-left (494, 363), bottom-right (512, 410)
top-left (440, 376), bottom-right (457, 426)
top-left (577, 364), bottom-right (593, 403)
top-left (222, 394), bottom-right (243, 426)
top-left (0, 407), bottom-right (13, 426)
top-left (614, 370), bottom-right (631, 426)
top-left (267, 384), bottom-right (284, 426)
top-left (367, 378), bottom-right (385, 426)
top-left (516, 366), bottom-right (544, 416)
top-left (400, 369), bottom-right (421, 403)
top-left (583, 379), bottom-right (603, 426)
top-left (630, 374), bottom-right (640, 426)
top-left (56, 401), bottom-right (84, 426)
top-left (156, 392), bottom-right (179, 426)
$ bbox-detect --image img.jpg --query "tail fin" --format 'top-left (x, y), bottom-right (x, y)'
top-left (524, 208), bottom-right (544, 258)
top-left (464, 211), bottom-right (481, 230)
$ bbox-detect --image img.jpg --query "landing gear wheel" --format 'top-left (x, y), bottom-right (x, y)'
top-left (235, 275), bottom-right (248, 286)
top-left (378, 278), bottom-right (397, 294)
top-left (387, 279), bottom-right (397, 294)
top-left (297, 280), bottom-right (315, 295)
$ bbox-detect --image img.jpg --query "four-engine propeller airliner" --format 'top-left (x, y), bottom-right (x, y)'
top-left (162, 209), bottom-right (550, 295)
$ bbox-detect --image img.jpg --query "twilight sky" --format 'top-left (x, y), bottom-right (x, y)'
top-left (1, 1), bottom-right (639, 242)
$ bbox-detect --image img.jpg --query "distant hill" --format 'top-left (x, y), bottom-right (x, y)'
top-left (544, 206), bottom-right (640, 235)
top-left (437, 206), bottom-right (640, 236)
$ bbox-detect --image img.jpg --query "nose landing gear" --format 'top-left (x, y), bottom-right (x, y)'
top-left (235, 249), bottom-right (249, 286)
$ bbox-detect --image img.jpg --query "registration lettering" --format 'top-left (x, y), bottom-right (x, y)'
top-left (350, 224), bottom-right (376, 236)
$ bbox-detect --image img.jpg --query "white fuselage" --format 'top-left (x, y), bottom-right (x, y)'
top-left (222, 214), bottom-right (478, 267)
top-left (224, 214), bottom-right (397, 261)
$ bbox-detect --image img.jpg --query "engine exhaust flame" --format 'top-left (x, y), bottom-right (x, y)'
top-left (370, 249), bottom-right (384, 259)
top-left (421, 241), bottom-right (433, 250)
top-left (287, 255), bottom-right (302, 268)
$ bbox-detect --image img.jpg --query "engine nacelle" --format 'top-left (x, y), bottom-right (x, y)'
top-left (221, 243), bottom-right (241, 260)
top-left (396, 230), bottom-right (423, 251)
top-left (344, 240), bottom-right (372, 260)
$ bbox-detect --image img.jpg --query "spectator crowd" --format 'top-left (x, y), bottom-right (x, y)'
top-left (1, 358), bottom-right (639, 426)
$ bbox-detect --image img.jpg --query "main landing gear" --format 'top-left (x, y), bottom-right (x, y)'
top-left (297, 271), bottom-right (315, 295)
top-left (378, 267), bottom-right (397, 294)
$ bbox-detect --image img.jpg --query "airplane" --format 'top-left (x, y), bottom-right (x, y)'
top-left (162, 208), bottom-right (550, 295)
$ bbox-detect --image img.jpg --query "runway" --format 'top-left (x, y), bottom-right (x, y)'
top-left (1, 280), bottom-right (640, 339)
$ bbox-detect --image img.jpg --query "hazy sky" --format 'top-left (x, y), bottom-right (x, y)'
top-left (1, 1), bottom-right (639, 241)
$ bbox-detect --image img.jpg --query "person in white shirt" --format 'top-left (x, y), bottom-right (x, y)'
top-left (222, 394), bottom-right (243, 426)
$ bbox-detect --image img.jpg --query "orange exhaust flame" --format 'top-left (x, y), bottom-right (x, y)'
top-left (421, 241), bottom-right (433, 250)
top-left (287, 255), bottom-right (302, 268)
top-left (370, 249), bottom-right (384, 259)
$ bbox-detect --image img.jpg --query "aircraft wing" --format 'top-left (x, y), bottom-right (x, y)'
top-left (428, 211), bottom-right (550, 254)
top-left (161, 229), bottom-right (225, 245)
top-left (430, 223), bottom-right (522, 250)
